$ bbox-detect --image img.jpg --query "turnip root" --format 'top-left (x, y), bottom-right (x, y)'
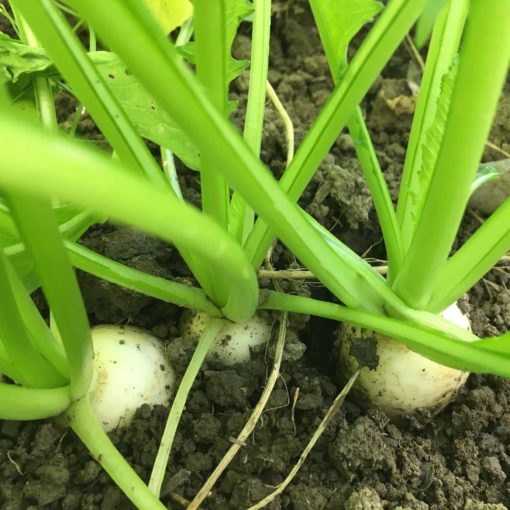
top-left (89, 325), bottom-right (175, 432)
top-left (338, 303), bottom-right (471, 418)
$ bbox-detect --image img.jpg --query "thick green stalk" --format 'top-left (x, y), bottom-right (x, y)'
top-left (243, 0), bottom-right (427, 268)
top-left (415, 0), bottom-right (447, 47)
top-left (5, 254), bottom-right (69, 378)
top-left (229, 0), bottom-right (272, 244)
top-left (0, 383), bottom-right (70, 420)
top-left (159, 19), bottom-right (193, 198)
top-left (0, 115), bottom-right (258, 323)
top-left (149, 318), bottom-right (225, 496)
top-left (67, 0), bottom-right (423, 314)
top-left (66, 241), bottom-right (222, 317)
top-left (392, 0), bottom-right (510, 309)
top-left (242, 0), bottom-right (271, 154)
top-left (296, 208), bottom-right (476, 343)
top-left (68, 397), bottom-right (168, 510)
top-left (13, 0), bottom-right (223, 303)
top-left (427, 197), bottom-right (510, 313)
top-left (0, 345), bottom-right (24, 383)
top-left (309, 0), bottom-right (402, 279)
top-left (347, 110), bottom-right (402, 278)
top-left (0, 249), bottom-right (65, 388)
top-left (13, 4), bottom-right (214, 305)
top-left (396, 0), bottom-right (468, 255)
top-left (193, 0), bottom-right (230, 306)
top-left (257, 291), bottom-right (510, 377)
top-left (14, 6), bottom-right (215, 304)
top-left (8, 195), bottom-right (93, 399)
top-left (194, 0), bottom-right (229, 228)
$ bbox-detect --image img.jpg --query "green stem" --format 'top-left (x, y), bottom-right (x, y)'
top-left (0, 348), bottom-right (25, 386)
top-left (392, 0), bottom-right (510, 309)
top-left (88, 23), bottom-right (96, 51)
top-left (12, 0), bottom-right (166, 187)
top-left (347, 110), bottom-right (402, 279)
top-left (4, 209), bottom-right (95, 294)
top-left (0, 383), bottom-right (70, 420)
top-left (243, 0), bottom-right (427, 268)
top-left (149, 318), bottom-right (225, 496)
top-left (176, 17), bottom-right (193, 46)
top-left (66, 0), bottom-right (407, 314)
top-left (0, 115), bottom-right (258, 323)
top-left (68, 102), bottom-right (84, 137)
top-left (68, 397), bottom-right (168, 510)
top-left (396, 0), bottom-right (468, 255)
top-left (309, 0), bottom-right (402, 279)
top-left (0, 5), bottom-right (19, 36)
top-left (194, 0), bottom-right (229, 231)
top-left (229, 0), bottom-right (272, 244)
top-left (8, 195), bottom-right (93, 398)
top-left (0, 248), bottom-right (65, 388)
top-left (5, 253), bottom-right (70, 378)
top-left (427, 197), bottom-right (510, 313)
top-left (13, 9), bottom-right (58, 131)
top-left (193, 0), bottom-right (230, 307)
top-left (257, 291), bottom-right (510, 377)
top-left (159, 18), bottom-right (193, 199)
top-left (161, 147), bottom-right (183, 198)
top-left (243, 0), bottom-right (271, 161)
top-left (66, 241), bottom-right (222, 317)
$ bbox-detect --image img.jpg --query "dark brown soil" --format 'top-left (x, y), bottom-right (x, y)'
top-left (2, 3), bottom-right (510, 510)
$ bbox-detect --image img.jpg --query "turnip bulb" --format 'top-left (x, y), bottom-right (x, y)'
top-left (338, 303), bottom-right (471, 418)
top-left (180, 311), bottom-right (272, 365)
top-left (89, 325), bottom-right (175, 432)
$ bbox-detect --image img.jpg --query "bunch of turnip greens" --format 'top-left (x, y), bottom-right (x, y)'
top-left (0, 0), bottom-right (510, 509)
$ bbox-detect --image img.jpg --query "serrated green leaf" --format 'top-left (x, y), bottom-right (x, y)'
top-left (183, 0), bottom-right (253, 87)
top-left (143, 0), bottom-right (193, 34)
top-left (413, 59), bottom-right (458, 219)
top-left (89, 51), bottom-right (200, 169)
top-left (0, 32), bottom-right (52, 83)
top-left (224, 0), bottom-right (253, 49)
top-left (309, 0), bottom-right (383, 79)
top-left (0, 34), bottom-right (199, 169)
top-left (178, 41), bottom-right (249, 85)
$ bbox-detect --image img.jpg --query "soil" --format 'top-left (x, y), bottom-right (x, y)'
top-left (2, 3), bottom-right (510, 510)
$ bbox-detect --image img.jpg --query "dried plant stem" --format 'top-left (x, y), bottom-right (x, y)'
top-left (187, 312), bottom-right (288, 510)
top-left (259, 253), bottom-right (510, 281)
top-left (169, 492), bottom-right (190, 507)
top-left (266, 80), bottom-right (294, 167)
top-left (404, 33), bottom-right (425, 72)
top-left (485, 140), bottom-right (510, 159)
top-left (247, 370), bottom-right (360, 510)
top-left (258, 265), bottom-right (388, 280)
